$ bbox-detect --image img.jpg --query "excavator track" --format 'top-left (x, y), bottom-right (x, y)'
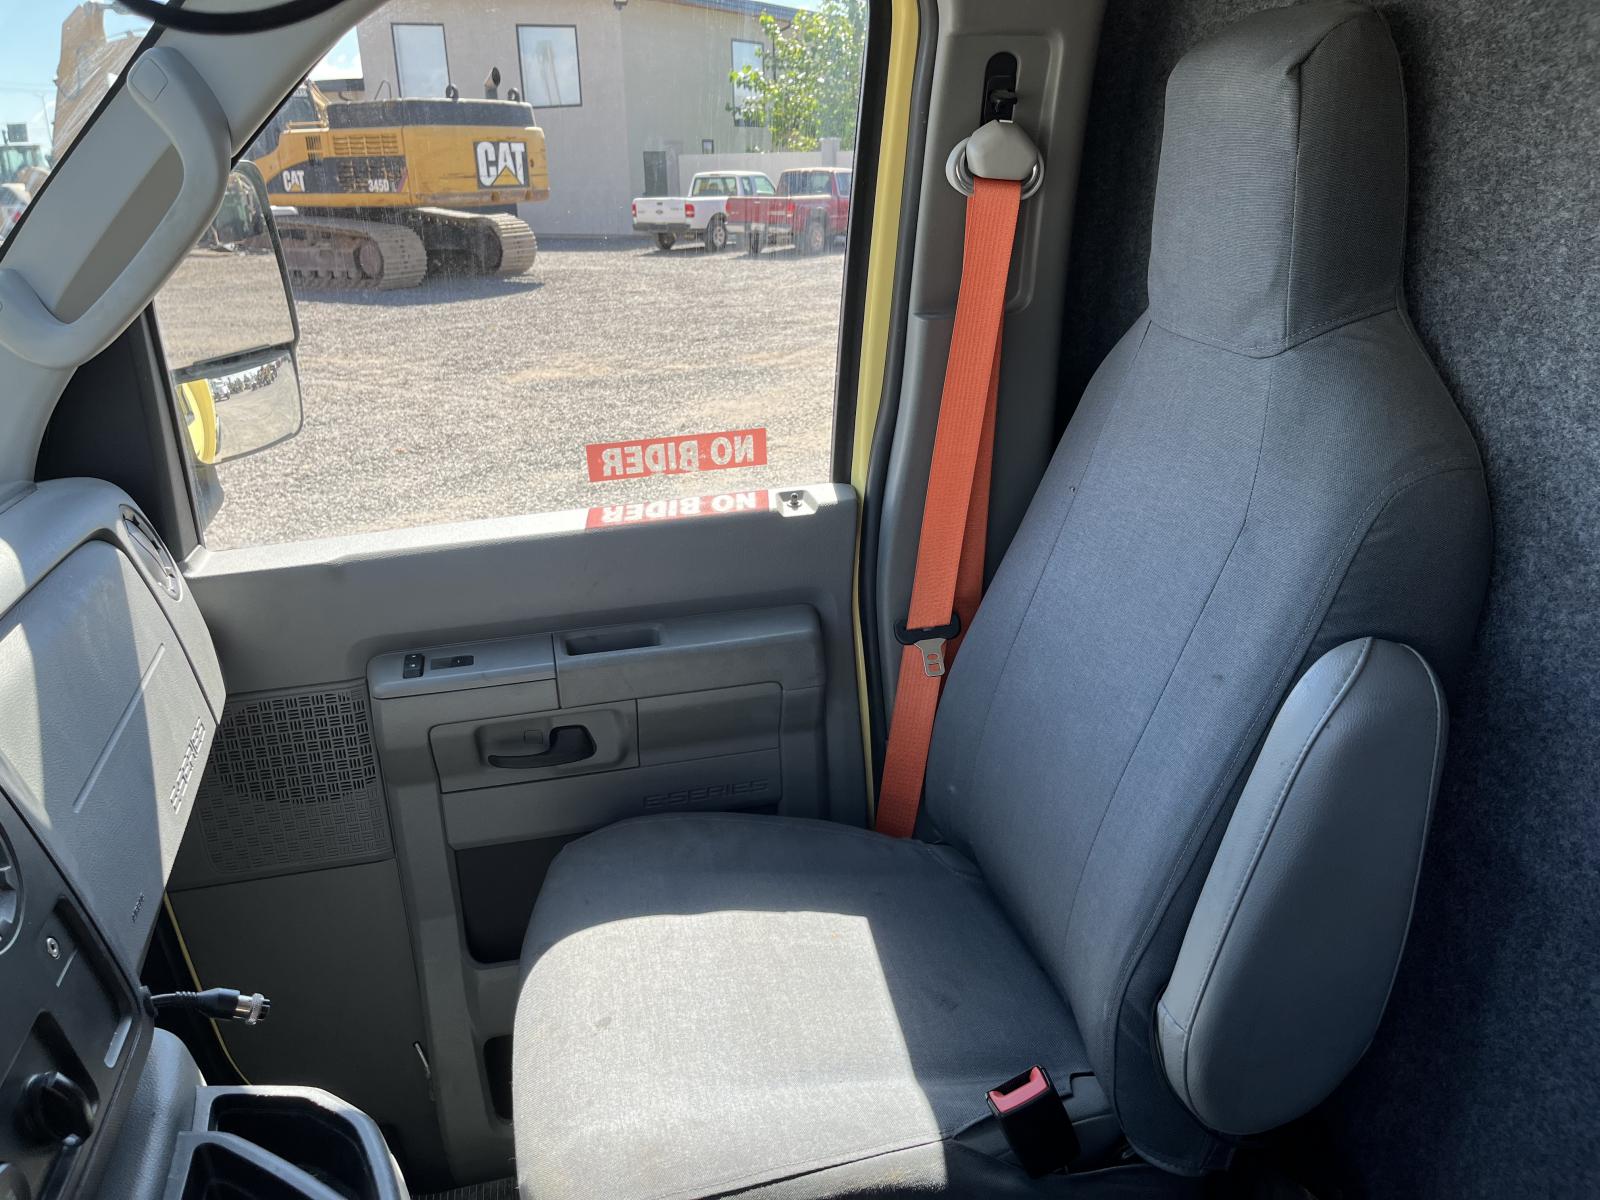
top-left (477, 211), bottom-right (540, 276)
top-left (274, 215), bottom-right (429, 291)
top-left (411, 207), bottom-right (539, 278)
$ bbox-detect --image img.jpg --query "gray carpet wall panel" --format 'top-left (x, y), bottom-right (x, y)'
top-left (1057, 1), bottom-right (1598, 1194)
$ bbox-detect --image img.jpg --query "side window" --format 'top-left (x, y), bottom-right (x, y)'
top-left (516, 25), bottom-right (582, 108)
top-left (392, 23), bottom-right (448, 97)
top-left (169, 0), bottom-right (870, 551)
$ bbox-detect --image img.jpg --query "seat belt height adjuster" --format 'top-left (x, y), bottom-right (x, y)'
top-left (894, 614), bottom-right (961, 678)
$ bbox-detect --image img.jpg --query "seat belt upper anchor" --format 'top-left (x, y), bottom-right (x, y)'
top-left (894, 614), bottom-right (961, 678)
top-left (946, 118), bottom-right (1045, 199)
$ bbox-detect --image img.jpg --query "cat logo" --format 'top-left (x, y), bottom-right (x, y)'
top-left (475, 140), bottom-right (529, 189)
top-left (281, 168), bottom-right (306, 193)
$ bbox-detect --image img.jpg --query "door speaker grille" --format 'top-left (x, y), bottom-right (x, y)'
top-left (176, 684), bottom-right (393, 886)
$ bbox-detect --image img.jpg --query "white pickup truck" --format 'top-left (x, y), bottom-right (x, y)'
top-left (630, 170), bottom-right (777, 253)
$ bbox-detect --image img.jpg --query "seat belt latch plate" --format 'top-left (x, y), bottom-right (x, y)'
top-left (986, 1065), bottom-right (1079, 1178)
top-left (894, 615), bottom-right (962, 679)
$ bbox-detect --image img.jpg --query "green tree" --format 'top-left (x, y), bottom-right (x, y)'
top-left (730, 0), bottom-right (867, 152)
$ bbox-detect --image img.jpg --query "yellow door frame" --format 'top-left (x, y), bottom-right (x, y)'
top-left (849, 0), bottom-right (922, 817)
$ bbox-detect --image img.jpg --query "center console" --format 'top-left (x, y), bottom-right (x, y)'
top-left (95, 1034), bottom-right (407, 1200)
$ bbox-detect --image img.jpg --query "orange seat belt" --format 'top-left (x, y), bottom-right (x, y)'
top-left (875, 157), bottom-right (1026, 838)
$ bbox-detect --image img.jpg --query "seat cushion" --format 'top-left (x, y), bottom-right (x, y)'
top-left (513, 813), bottom-right (1101, 1199)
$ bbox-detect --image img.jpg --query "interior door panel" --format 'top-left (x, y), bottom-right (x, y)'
top-left (171, 484), bottom-right (864, 1182)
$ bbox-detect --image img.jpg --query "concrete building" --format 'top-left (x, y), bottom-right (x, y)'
top-left (356, 0), bottom-right (797, 236)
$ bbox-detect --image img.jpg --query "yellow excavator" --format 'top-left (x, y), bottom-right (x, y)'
top-left (248, 81), bottom-right (551, 290)
top-left (54, 4), bottom-right (551, 291)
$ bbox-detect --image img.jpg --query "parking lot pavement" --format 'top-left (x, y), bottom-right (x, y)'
top-left (204, 239), bottom-right (847, 551)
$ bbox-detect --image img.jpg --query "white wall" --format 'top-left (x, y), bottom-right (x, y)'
top-left (355, 0), bottom-right (812, 236)
top-left (619, 0), bottom-right (777, 201)
top-left (359, 0), bottom-right (636, 236)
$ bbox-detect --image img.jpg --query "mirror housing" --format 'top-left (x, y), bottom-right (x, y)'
top-left (157, 161), bottom-right (302, 527)
top-left (162, 160), bottom-right (302, 463)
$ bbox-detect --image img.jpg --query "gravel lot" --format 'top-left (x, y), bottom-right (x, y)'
top-left (205, 239), bottom-right (846, 550)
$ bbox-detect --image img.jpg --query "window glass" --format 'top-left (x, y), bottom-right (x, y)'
top-left (168, 0), bottom-right (869, 551)
top-left (393, 24), bottom-right (448, 97)
top-left (731, 39), bottom-right (763, 124)
top-left (0, 2), bottom-right (151, 251)
top-left (781, 170), bottom-right (831, 195)
top-left (837, 170), bottom-right (853, 196)
top-left (517, 26), bottom-right (581, 108)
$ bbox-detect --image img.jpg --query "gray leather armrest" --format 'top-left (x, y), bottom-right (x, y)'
top-left (1156, 637), bottom-right (1446, 1136)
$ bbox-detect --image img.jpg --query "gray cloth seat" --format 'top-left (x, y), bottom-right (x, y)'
top-left (515, 813), bottom-right (1142, 1199)
top-left (514, 3), bottom-right (1491, 1196)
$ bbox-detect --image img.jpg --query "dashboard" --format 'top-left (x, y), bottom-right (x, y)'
top-left (0, 479), bottom-right (223, 1199)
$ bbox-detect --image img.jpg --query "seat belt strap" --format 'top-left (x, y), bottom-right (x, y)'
top-left (876, 154), bottom-right (1026, 838)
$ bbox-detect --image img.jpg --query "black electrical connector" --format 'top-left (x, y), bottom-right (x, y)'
top-left (149, 987), bottom-right (272, 1025)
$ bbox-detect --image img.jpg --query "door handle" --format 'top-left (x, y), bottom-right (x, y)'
top-left (487, 725), bottom-right (597, 769)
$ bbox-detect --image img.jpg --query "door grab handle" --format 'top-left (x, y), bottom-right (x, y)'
top-left (487, 726), bottom-right (597, 769)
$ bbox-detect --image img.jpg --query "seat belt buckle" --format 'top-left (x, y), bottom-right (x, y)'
top-left (893, 615), bottom-right (961, 678)
top-left (986, 1065), bottom-right (1079, 1178)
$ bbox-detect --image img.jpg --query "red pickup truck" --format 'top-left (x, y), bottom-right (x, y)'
top-left (725, 167), bottom-right (852, 256)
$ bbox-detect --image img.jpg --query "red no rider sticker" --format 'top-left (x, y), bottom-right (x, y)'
top-left (585, 428), bottom-right (767, 482)
top-left (585, 490), bottom-right (773, 529)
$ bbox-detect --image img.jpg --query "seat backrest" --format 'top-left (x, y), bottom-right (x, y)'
top-left (923, 1), bottom-right (1491, 1171)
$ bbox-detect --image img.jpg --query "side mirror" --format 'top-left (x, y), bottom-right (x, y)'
top-left (155, 161), bottom-right (302, 519)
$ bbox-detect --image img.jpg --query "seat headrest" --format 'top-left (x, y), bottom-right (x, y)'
top-left (1148, 2), bottom-right (1408, 357)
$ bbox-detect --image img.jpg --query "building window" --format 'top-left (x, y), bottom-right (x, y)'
top-left (393, 23), bottom-right (449, 97)
top-left (517, 25), bottom-right (582, 109)
top-left (731, 39), bottom-right (764, 127)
